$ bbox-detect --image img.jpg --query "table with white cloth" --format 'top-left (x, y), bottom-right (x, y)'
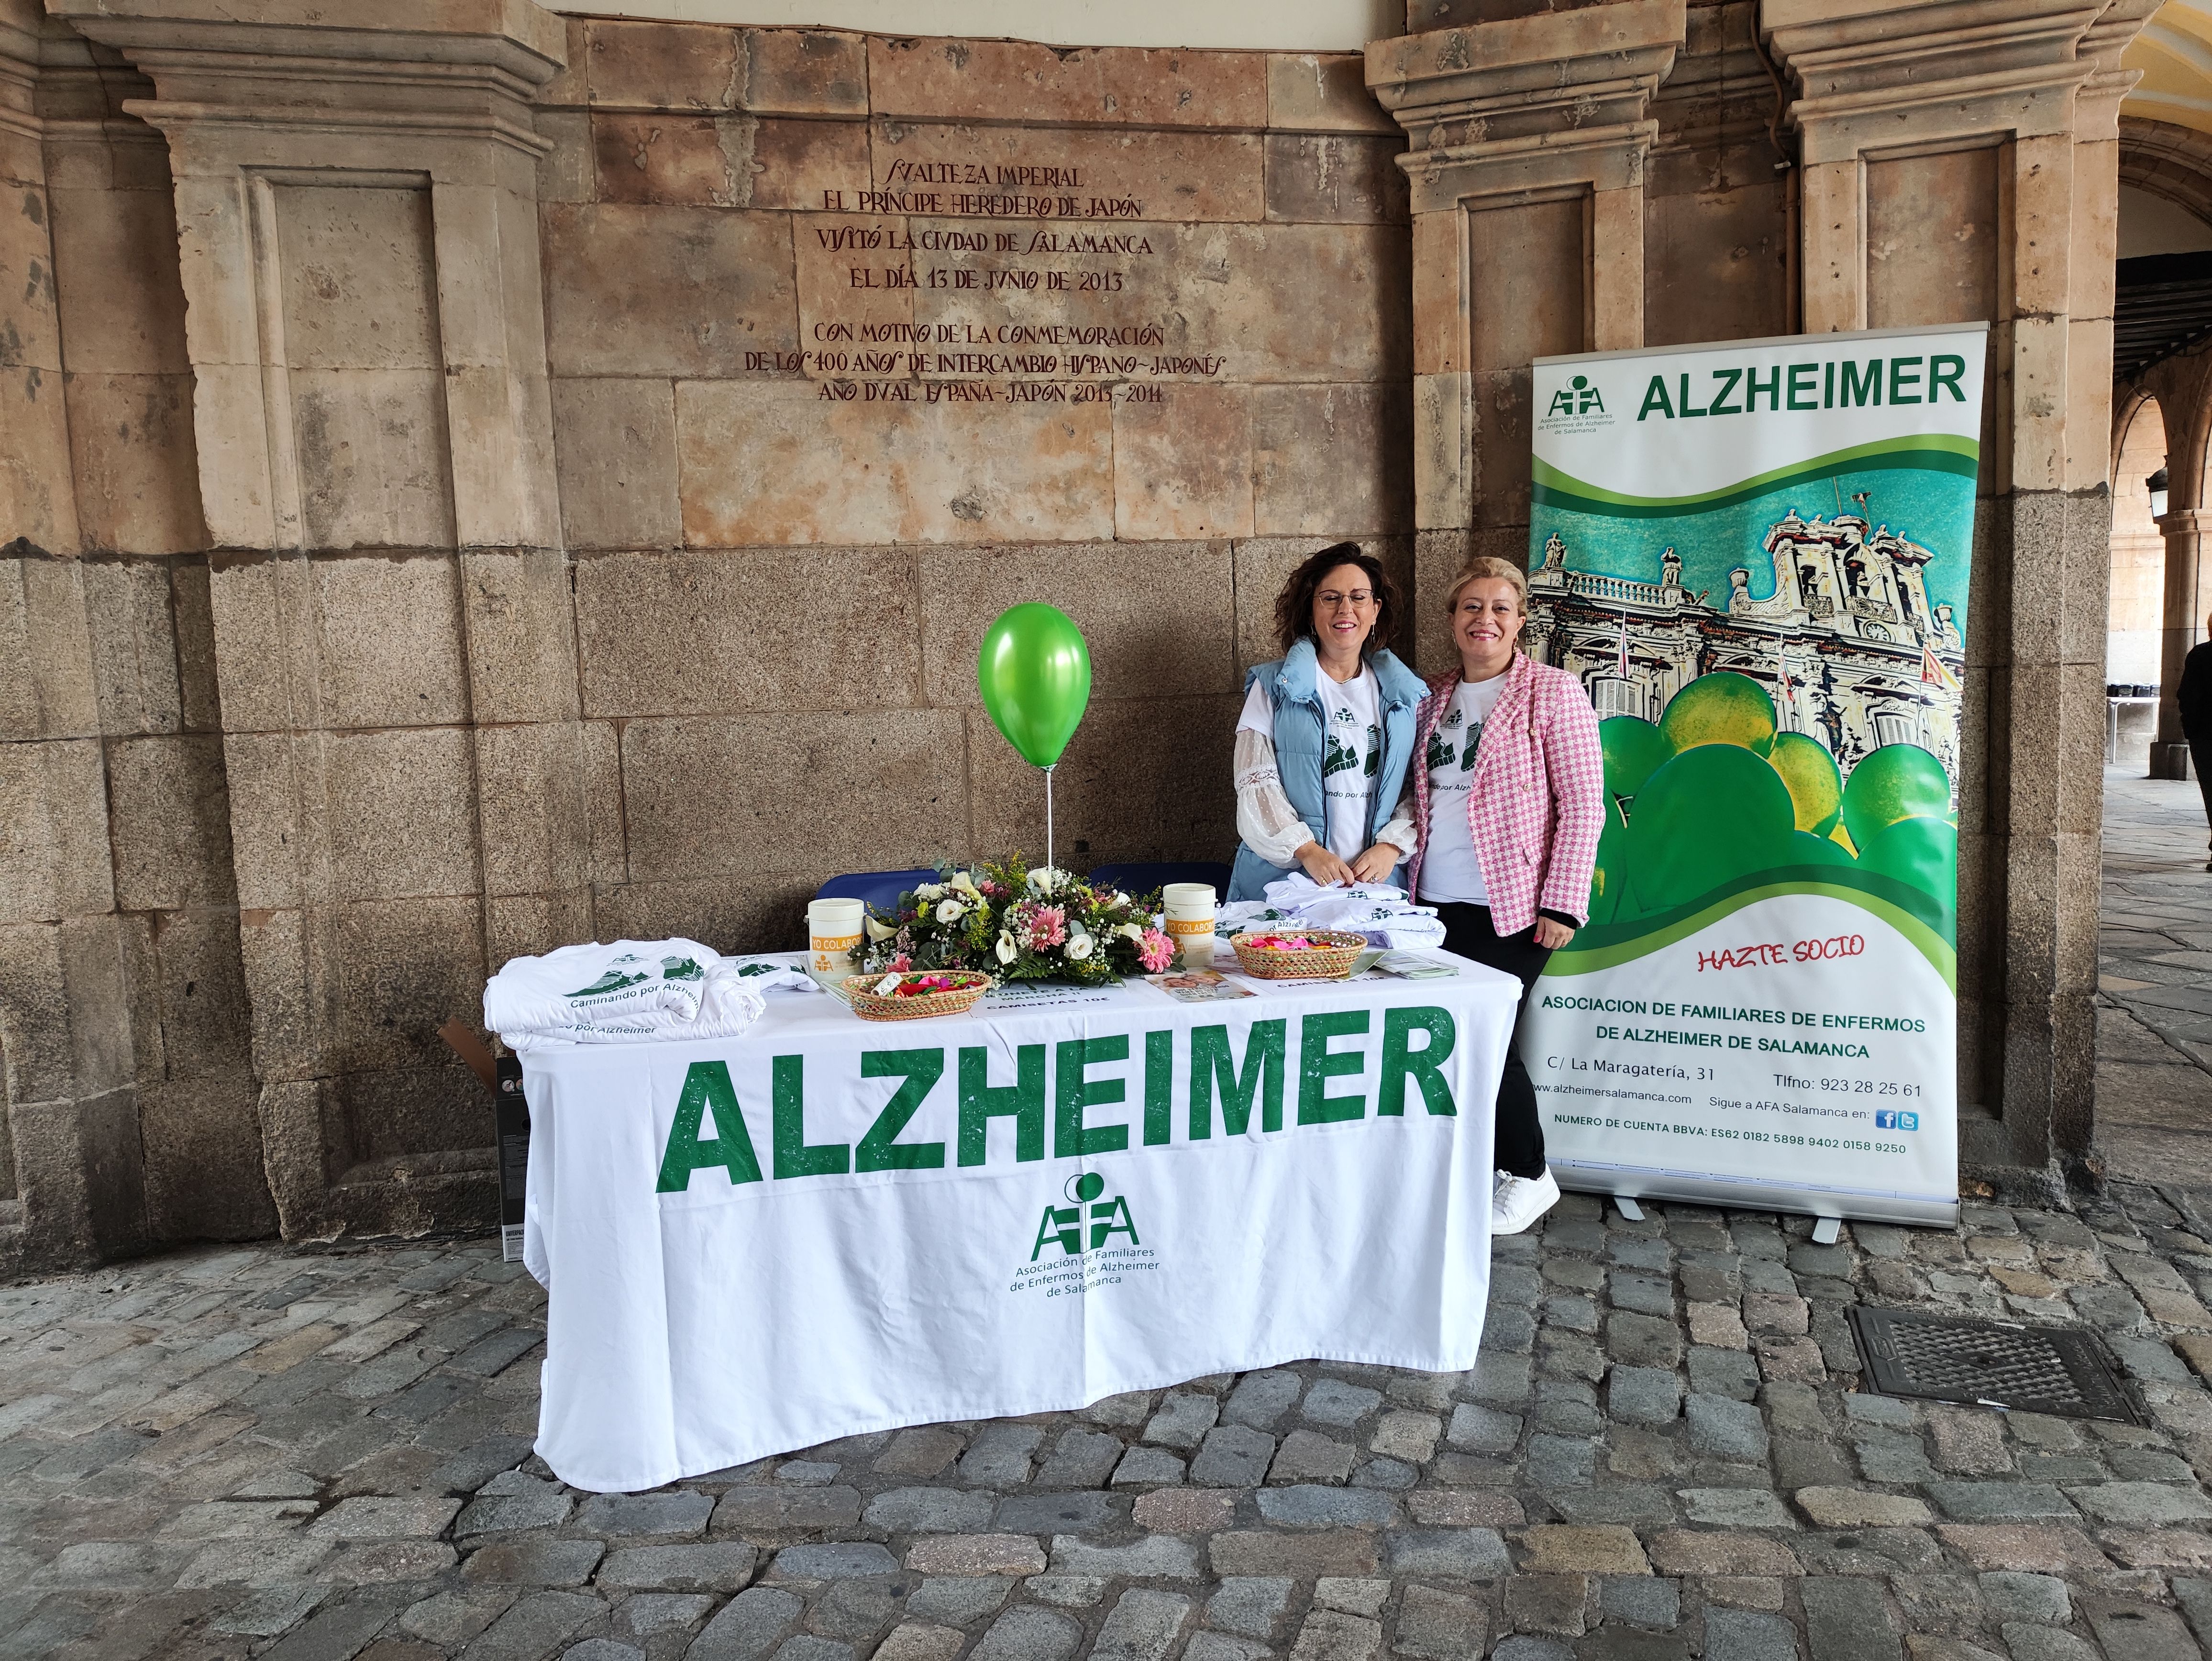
top-left (520, 956), bottom-right (1520, 1494)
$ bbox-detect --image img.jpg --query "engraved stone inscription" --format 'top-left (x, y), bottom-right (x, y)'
top-left (769, 156), bottom-right (1224, 405)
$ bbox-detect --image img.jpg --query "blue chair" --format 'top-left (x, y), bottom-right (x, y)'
top-left (1085, 861), bottom-right (1234, 899)
top-left (816, 868), bottom-right (940, 916)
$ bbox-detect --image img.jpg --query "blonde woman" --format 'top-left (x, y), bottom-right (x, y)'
top-left (1405, 558), bottom-right (1604, 1234)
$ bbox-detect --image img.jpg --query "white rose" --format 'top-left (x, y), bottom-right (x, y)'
top-left (1066, 932), bottom-right (1095, 962)
top-left (995, 931), bottom-right (1018, 964)
top-left (865, 916), bottom-right (894, 941)
top-left (916, 883), bottom-right (945, 901)
top-left (936, 899), bottom-right (965, 924)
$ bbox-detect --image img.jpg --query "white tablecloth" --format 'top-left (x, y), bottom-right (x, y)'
top-left (520, 958), bottom-right (1519, 1493)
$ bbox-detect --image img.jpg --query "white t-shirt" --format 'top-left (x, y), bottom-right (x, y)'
top-left (1417, 672), bottom-right (1509, 905)
top-left (1238, 665), bottom-right (1382, 862)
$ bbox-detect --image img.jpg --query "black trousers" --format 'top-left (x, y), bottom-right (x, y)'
top-left (1432, 901), bottom-right (1551, 1179)
top-left (2192, 738), bottom-right (2212, 853)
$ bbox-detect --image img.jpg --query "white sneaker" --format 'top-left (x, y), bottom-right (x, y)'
top-left (1492, 1167), bottom-right (1561, 1235)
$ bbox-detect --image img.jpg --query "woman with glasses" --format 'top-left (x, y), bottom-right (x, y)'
top-left (1405, 556), bottom-right (1604, 1234)
top-left (1228, 543), bottom-right (1426, 902)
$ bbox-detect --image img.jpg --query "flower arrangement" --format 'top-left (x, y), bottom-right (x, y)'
top-left (859, 856), bottom-right (1174, 985)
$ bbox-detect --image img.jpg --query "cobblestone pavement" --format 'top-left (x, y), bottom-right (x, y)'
top-left (12, 1185), bottom-right (2212, 1661)
top-left (2098, 767), bottom-right (2212, 1186)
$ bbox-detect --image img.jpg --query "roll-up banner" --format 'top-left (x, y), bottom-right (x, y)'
top-left (1523, 323), bottom-right (1986, 1228)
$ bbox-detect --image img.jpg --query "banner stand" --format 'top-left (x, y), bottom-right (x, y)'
top-left (1523, 323), bottom-right (1986, 1231)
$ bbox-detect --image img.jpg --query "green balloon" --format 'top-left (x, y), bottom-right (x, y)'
top-left (1621, 743), bottom-right (1797, 914)
top-left (1841, 743), bottom-right (1952, 856)
top-left (978, 603), bottom-right (1092, 768)
top-left (1599, 716), bottom-right (1670, 801)
top-left (1659, 671), bottom-right (1777, 758)
top-left (1769, 732), bottom-right (1844, 836)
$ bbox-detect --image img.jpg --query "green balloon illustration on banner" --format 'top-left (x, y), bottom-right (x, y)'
top-left (1769, 731), bottom-right (1845, 836)
top-left (1857, 815), bottom-right (1958, 941)
top-left (1587, 798), bottom-right (1633, 926)
top-left (1621, 743), bottom-right (1797, 915)
top-left (978, 603), bottom-right (1093, 767)
top-left (1788, 829), bottom-right (1855, 867)
top-left (1657, 671), bottom-right (1777, 757)
top-left (1840, 742), bottom-right (1953, 855)
top-left (1598, 715), bottom-right (1670, 802)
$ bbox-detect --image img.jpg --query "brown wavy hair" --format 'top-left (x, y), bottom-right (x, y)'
top-left (1273, 543), bottom-right (1400, 658)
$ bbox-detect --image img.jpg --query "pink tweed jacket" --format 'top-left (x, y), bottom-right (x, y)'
top-left (1405, 651), bottom-right (1605, 935)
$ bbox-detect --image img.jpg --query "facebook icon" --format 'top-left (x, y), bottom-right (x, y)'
top-left (1874, 1110), bottom-right (1919, 1131)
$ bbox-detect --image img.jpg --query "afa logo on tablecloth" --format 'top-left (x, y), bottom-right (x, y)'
top-left (1009, 1173), bottom-right (1160, 1296)
top-left (1031, 1172), bottom-right (1138, 1260)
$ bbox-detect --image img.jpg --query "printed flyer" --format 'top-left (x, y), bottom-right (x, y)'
top-left (1523, 324), bottom-right (1986, 1226)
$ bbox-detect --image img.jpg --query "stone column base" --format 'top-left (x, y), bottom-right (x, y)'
top-left (2152, 741), bottom-right (2195, 781)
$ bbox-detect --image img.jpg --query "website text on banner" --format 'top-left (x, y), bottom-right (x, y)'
top-left (1521, 323), bottom-right (1986, 1228)
top-left (520, 970), bottom-right (1517, 1493)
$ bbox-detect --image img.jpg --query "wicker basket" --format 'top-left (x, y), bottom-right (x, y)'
top-left (1229, 929), bottom-right (1370, 981)
top-left (841, 970), bottom-right (992, 1021)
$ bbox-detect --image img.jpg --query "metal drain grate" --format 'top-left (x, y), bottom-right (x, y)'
top-left (1847, 1305), bottom-right (2142, 1424)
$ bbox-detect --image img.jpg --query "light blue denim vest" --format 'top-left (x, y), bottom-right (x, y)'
top-left (1228, 639), bottom-right (1426, 902)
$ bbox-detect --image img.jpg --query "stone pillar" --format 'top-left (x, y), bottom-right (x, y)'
top-left (1366, 0), bottom-right (1684, 664)
top-left (2155, 506), bottom-right (2212, 779)
top-left (2142, 348), bottom-right (2212, 778)
top-left (0, 0), bottom-right (151, 1268)
top-left (52, 0), bottom-right (577, 1240)
top-left (1768, 0), bottom-right (2155, 1185)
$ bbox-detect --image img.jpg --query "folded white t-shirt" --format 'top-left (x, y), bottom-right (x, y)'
top-left (484, 940), bottom-right (815, 1053)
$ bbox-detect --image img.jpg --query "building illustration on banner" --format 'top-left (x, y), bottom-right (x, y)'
top-left (1525, 505), bottom-right (1966, 787)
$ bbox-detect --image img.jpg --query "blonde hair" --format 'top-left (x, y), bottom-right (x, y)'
top-left (1443, 556), bottom-right (1528, 616)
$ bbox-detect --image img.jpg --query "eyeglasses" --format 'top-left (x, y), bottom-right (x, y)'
top-left (1316, 589), bottom-right (1377, 610)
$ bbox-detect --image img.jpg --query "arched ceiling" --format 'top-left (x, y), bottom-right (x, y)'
top-left (2130, 1), bottom-right (2212, 133)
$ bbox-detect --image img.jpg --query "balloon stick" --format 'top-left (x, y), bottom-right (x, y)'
top-left (1044, 764), bottom-right (1056, 876)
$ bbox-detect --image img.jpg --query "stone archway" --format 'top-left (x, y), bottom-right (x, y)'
top-left (2110, 388), bottom-right (2168, 772)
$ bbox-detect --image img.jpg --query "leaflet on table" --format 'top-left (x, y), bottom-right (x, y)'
top-left (1144, 970), bottom-right (1255, 1004)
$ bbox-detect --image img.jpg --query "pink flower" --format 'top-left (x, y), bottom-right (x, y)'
top-left (888, 953), bottom-right (912, 972)
top-left (1138, 929), bottom-right (1175, 973)
top-left (1029, 906), bottom-right (1067, 948)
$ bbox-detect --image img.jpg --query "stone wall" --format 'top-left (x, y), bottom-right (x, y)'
top-left (535, 20), bottom-right (1416, 954)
